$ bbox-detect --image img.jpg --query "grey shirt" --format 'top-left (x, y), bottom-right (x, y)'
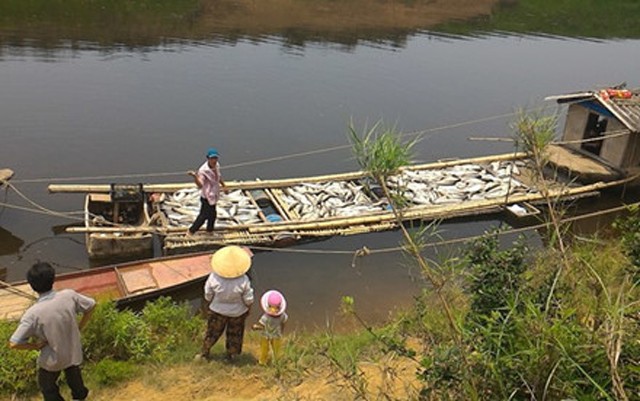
top-left (10, 289), bottom-right (96, 371)
top-left (258, 312), bottom-right (288, 339)
top-left (204, 273), bottom-right (254, 317)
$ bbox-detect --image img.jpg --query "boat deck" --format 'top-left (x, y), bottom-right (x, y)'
top-left (546, 144), bottom-right (622, 183)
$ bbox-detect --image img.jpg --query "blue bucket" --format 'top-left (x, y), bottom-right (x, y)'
top-left (266, 213), bottom-right (283, 223)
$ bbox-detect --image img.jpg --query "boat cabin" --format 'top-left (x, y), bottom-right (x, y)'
top-left (84, 184), bottom-right (153, 258)
top-left (547, 87), bottom-right (640, 175)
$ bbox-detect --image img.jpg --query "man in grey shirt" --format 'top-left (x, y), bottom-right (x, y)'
top-left (8, 262), bottom-right (95, 401)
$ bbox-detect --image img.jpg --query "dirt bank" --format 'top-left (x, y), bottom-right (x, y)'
top-left (86, 340), bottom-right (420, 401)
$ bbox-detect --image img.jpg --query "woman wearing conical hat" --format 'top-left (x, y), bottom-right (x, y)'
top-left (196, 245), bottom-right (254, 362)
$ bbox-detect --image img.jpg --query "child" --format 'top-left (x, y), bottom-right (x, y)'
top-left (252, 290), bottom-right (288, 365)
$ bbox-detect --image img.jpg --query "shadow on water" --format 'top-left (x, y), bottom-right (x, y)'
top-left (0, 226), bottom-right (24, 257)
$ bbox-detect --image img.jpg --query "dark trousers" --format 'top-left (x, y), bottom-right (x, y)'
top-left (202, 311), bottom-right (248, 358)
top-left (38, 366), bottom-right (88, 401)
top-left (189, 197), bottom-right (217, 234)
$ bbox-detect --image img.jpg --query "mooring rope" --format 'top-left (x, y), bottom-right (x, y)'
top-left (4, 182), bottom-right (84, 218)
top-left (0, 279), bottom-right (37, 300)
top-left (10, 107), bottom-right (550, 185)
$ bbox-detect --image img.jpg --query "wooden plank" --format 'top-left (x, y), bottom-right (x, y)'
top-left (148, 257), bottom-right (211, 289)
top-left (546, 144), bottom-right (620, 179)
top-left (118, 265), bottom-right (159, 295)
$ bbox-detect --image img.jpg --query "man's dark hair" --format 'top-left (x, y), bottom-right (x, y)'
top-left (26, 262), bottom-right (56, 293)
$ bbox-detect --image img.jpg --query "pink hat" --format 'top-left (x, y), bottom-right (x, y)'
top-left (260, 290), bottom-right (287, 317)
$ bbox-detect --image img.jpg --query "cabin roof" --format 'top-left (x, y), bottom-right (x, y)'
top-left (545, 88), bottom-right (640, 133)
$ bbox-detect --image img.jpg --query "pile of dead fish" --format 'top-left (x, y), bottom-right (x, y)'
top-left (159, 160), bottom-right (535, 228)
top-left (279, 181), bottom-right (387, 220)
top-left (387, 160), bottom-right (534, 205)
top-left (160, 188), bottom-right (262, 228)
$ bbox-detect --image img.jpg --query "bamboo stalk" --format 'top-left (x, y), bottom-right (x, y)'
top-left (68, 177), bottom-right (625, 236)
top-left (48, 152), bottom-right (530, 193)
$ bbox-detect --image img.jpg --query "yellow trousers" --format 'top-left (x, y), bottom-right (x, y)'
top-left (259, 337), bottom-right (282, 365)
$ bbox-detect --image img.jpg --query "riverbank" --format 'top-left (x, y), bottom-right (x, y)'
top-left (2, 210), bottom-right (639, 400)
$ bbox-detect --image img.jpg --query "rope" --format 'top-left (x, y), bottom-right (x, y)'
top-left (240, 199), bottom-right (640, 258)
top-left (0, 182), bottom-right (138, 228)
top-left (11, 108), bottom-right (545, 185)
top-left (0, 201), bottom-right (84, 221)
top-left (469, 129), bottom-right (632, 146)
top-left (6, 98), bottom-right (621, 185)
top-left (0, 279), bottom-right (36, 300)
top-left (5, 182), bottom-right (84, 218)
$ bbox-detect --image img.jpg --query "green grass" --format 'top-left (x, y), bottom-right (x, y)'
top-left (3, 219), bottom-right (640, 400)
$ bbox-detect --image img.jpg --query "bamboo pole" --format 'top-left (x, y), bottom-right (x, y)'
top-left (67, 176), bottom-right (628, 236)
top-left (47, 152), bottom-right (530, 193)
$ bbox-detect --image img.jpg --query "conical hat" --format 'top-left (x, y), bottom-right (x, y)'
top-left (210, 246), bottom-right (252, 278)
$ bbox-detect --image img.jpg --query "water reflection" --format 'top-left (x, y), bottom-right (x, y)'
top-left (0, 0), bottom-right (500, 52)
top-left (5, 0), bottom-right (639, 55)
top-left (437, 0), bottom-right (640, 40)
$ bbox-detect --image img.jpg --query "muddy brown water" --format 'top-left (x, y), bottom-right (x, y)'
top-left (2, 0), bottom-right (640, 330)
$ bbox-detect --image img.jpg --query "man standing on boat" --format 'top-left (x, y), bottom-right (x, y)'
top-left (188, 147), bottom-right (227, 235)
top-left (8, 262), bottom-right (95, 401)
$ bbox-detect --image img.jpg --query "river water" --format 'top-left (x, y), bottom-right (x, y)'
top-left (1, 0), bottom-right (640, 330)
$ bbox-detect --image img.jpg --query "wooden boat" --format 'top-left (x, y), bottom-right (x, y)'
top-left (47, 86), bottom-right (640, 257)
top-left (0, 252), bottom-right (212, 321)
top-left (49, 151), bottom-right (629, 257)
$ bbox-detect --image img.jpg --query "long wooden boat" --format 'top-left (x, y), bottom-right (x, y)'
top-left (48, 150), bottom-right (630, 257)
top-left (44, 86), bottom-right (640, 257)
top-left (0, 252), bottom-right (212, 321)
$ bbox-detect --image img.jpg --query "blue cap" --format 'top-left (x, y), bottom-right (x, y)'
top-left (206, 148), bottom-right (220, 158)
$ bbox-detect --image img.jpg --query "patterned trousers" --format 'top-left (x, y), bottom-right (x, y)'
top-left (202, 310), bottom-right (248, 358)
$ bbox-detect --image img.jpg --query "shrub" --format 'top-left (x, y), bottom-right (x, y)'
top-left (83, 301), bottom-right (153, 362)
top-left (140, 296), bottom-right (203, 361)
top-left (464, 230), bottom-right (529, 320)
top-left (83, 298), bottom-right (204, 363)
top-left (0, 321), bottom-right (39, 397)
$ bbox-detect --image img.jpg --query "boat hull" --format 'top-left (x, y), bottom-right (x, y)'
top-left (0, 252), bottom-right (213, 321)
